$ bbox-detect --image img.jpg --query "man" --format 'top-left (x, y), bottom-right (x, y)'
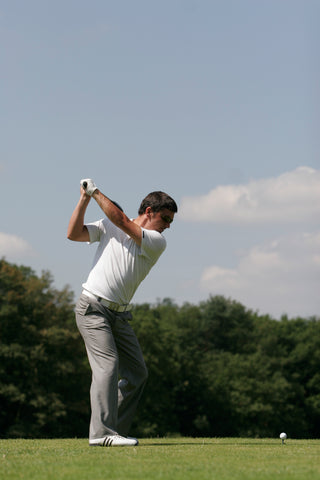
top-left (67, 179), bottom-right (177, 447)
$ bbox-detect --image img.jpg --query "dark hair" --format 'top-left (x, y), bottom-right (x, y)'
top-left (138, 191), bottom-right (178, 215)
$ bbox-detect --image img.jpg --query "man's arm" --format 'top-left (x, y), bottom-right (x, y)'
top-left (67, 188), bottom-right (91, 242)
top-left (92, 190), bottom-right (142, 246)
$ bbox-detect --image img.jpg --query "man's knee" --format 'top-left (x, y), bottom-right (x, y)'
top-left (141, 364), bottom-right (148, 384)
top-left (135, 360), bottom-right (148, 386)
top-left (119, 363), bottom-right (148, 391)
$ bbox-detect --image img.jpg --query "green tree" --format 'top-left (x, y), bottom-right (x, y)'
top-left (0, 259), bottom-right (91, 438)
top-left (1, 259), bottom-right (319, 439)
top-left (132, 297), bottom-right (320, 438)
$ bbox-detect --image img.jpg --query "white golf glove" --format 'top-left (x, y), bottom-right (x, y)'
top-left (80, 178), bottom-right (98, 196)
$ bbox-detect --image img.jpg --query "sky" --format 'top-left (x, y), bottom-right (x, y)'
top-left (1, 0), bottom-right (319, 319)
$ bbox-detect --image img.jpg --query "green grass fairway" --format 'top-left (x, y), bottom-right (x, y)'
top-left (1, 437), bottom-right (320, 480)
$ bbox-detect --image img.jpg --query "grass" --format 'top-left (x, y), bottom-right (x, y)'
top-left (1, 437), bottom-right (320, 480)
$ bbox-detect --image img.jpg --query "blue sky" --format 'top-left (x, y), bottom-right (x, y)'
top-left (1, 0), bottom-right (319, 318)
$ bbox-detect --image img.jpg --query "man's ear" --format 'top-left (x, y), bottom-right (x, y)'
top-left (145, 206), bottom-right (152, 216)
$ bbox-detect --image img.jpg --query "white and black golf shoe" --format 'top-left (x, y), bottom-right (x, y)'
top-left (89, 435), bottom-right (138, 447)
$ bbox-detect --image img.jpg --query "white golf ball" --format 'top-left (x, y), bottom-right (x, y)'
top-left (280, 432), bottom-right (287, 440)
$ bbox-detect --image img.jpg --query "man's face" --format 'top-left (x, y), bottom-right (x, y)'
top-left (148, 208), bottom-right (175, 233)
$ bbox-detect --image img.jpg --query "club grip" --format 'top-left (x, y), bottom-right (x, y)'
top-left (83, 181), bottom-right (87, 188)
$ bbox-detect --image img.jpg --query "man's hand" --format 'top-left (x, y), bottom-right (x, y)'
top-left (80, 178), bottom-right (98, 196)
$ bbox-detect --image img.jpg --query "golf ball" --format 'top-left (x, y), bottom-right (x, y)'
top-left (280, 432), bottom-right (287, 440)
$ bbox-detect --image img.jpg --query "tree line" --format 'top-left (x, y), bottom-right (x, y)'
top-left (0, 259), bottom-right (319, 439)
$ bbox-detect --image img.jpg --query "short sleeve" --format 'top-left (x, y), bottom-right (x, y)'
top-left (140, 228), bottom-right (166, 262)
top-left (85, 220), bottom-right (104, 244)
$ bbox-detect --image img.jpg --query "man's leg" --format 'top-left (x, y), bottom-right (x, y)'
top-left (75, 294), bottom-right (119, 440)
top-left (112, 312), bottom-right (148, 436)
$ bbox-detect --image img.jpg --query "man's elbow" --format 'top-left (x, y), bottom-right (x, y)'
top-left (67, 226), bottom-right (89, 242)
top-left (67, 228), bottom-right (79, 241)
top-left (67, 232), bottom-right (75, 241)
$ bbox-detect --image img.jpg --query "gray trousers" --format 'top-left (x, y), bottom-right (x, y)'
top-left (75, 293), bottom-right (148, 440)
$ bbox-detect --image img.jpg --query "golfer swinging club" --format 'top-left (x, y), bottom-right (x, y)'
top-left (67, 179), bottom-right (177, 447)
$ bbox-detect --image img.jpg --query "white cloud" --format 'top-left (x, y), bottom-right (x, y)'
top-left (0, 233), bottom-right (34, 258)
top-left (200, 231), bottom-right (320, 318)
top-left (180, 166), bottom-right (320, 224)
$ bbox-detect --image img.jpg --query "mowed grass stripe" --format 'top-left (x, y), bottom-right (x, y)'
top-left (1, 438), bottom-right (320, 480)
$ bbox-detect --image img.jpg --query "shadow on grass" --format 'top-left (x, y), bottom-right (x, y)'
top-left (141, 441), bottom-right (281, 447)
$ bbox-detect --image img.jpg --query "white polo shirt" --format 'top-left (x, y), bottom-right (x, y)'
top-left (82, 217), bottom-right (166, 305)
